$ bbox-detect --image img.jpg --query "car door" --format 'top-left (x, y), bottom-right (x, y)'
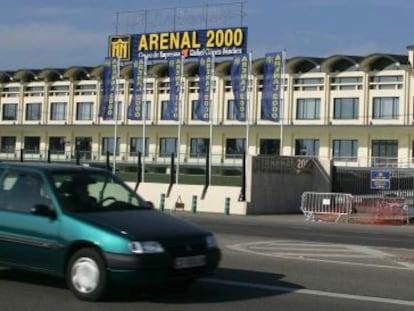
top-left (0, 169), bottom-right (61, 273)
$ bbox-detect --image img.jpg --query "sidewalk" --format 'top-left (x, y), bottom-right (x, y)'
top-left (172, 210), bottom-right (414, 232)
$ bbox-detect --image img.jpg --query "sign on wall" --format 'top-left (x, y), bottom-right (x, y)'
top-left (109, 27), bottom-right (248, 61)
top-left (370, 170), bottom-right (391, 190)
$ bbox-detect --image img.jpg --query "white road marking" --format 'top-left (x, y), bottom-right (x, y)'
top-left (227, 240), bottom-right (414, 270)
top-left (203, 278), bottom-right (414, 307)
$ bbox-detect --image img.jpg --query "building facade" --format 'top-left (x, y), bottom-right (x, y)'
top-left (2, 47), bottom-right (414, 170)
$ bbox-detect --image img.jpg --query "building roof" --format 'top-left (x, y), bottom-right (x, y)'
top-left (0, 53), bottom-right (410, 83)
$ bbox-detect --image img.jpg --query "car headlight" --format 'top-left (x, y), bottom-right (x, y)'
top-left (206, 235), bottom-right (218, 249)
top-left (129, 241), bottom-right (165, 254)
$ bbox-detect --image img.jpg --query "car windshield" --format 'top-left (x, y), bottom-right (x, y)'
top-left (49, 170), bottom-right (150, 213)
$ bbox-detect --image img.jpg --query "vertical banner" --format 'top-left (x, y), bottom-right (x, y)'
top-left (195, 55), bottom-right (213, 121)
top-left (166, 57), bottom-right (181, 121)
top-left (231, 53), bottom-right (249, 121)
top-left (261, 52), bottom-right (283, 121)
top-left (100, 57), bottom-right (117, 120)
top-left (128, 57), bottom-right (146, 120)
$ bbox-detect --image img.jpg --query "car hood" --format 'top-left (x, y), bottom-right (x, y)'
top-left (72, 209), bottom-right (210, 240)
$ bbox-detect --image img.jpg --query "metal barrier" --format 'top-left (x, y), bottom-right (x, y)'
top-left (351, 194), bottom-right (414, 225)
top-left (301, 191), bottom-right (414, 225)
top-left (301, 192), bottom-right (353, 223)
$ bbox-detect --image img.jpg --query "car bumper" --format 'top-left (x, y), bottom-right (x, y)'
top-left (103, 248), bottom-right (221, 286)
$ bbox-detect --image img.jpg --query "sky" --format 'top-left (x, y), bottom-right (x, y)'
top-left (1, 0), bottom-right (414, 70)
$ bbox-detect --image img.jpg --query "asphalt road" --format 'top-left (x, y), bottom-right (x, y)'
top-left (1, 212), bottom-right (414, 310)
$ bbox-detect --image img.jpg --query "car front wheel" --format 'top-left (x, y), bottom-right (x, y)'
top-left (67, 248), bottom-right (108, 301)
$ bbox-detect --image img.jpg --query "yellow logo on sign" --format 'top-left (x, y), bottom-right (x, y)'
top-left (109, 36), bottom-right (131, 61)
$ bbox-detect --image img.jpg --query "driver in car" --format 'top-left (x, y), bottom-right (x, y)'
top-left (60, 175), bottom-right (98, 212)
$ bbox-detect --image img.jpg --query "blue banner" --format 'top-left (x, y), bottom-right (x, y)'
top-left (231, 54), bottom-right (249, 121)
top-left (99, 57), bottom-right (117, 120)
top-left (128, 57), bottom-right (146, 120)
top-left (261, 52), bottom-right (283, 121)
top-left (195, 55), bottom-right (213, 121)
top-left (165, 57), bottom-right (181, 121)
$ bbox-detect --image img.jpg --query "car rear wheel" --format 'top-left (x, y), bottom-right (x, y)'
top-left (67, 248), bottom-right (108, 301)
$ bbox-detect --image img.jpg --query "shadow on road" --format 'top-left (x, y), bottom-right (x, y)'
top-left (0, 268), bottom-right (66, 288)
top-left (0, 267), bottom-right (302, 303)
top-left (113, 267), bottom-right (303, 303)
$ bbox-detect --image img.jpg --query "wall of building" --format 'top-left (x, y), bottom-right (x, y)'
top-left (1, 52), bottom-right (414, 168)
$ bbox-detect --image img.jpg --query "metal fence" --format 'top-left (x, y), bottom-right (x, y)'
top-left (301, 191), bottom-right (414, 224)
top-left (301, 192), bottom-right (353, 223)
top-left (333, 167), bottom-right (414, 195)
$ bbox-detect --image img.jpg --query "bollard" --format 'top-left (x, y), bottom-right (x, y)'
top-left (191, 195), bottom-right (197, 213)
top-left (160, 193), bottom-right (166, 212)
top-left (225, 197), bottom-right (230, 215)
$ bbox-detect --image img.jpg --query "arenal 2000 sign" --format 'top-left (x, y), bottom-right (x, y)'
top-left (109, 27), bottom-right (248, 60)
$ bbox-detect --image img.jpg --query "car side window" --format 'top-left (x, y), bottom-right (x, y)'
top-left (0, 171), bottom-right (51, 213)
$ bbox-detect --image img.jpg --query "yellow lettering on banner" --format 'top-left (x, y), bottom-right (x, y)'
top-left (170, 32), bottom-right (179, 49)
top-left (181, 32), bottom-right (191, 49)
top-left (149, 33), bottom-right (159, 50)
top-left (138, 35), bottom-right (148, 51)
top-left (192, 31), bottom-right (201, 48)
top-left (159, 32), bottom-right (169, 50)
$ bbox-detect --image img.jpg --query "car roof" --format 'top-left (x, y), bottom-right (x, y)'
top-left (0, 162), bottom-right (107, 174)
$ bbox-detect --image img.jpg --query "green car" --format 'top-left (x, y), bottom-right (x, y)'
top-left (0, 162), bottom-right (221, 301)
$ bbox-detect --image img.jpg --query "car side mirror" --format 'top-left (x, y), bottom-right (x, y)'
top-left (31, 204), bottom-right (57, 219)
top-left (146, 201), bottom-right (155, 209)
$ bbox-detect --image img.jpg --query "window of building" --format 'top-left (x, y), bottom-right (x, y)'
top-left (191, 100), bottom-right (210, 121)
top-left (0, 136), bottom-right (16, 153)
top-left (189, 81), bottom-right (199, 93)
top-left (411, 141), bottom-right (414, 161)
top-left (49, 137), bottom-right (65, 155)
top-left (333, 139), bottom-right (358, 161)
top-left (50, 102), bottom-right (67, 120)
top-left (49, 85), bottom-right (69, 96)
top-left (369, 75), bottom-right (403, 90)
top-left (191, 100), bottom-right (199, 120)
top-left (2, 103), bottom-right (17, 120)
top-left (24, 136), bottom-right (40, 154)
top-left (159, 137), bottom-right (177, 157)
top-left (295, 139), bottom-right (319, 156)
top-left (160, 100), bottom-right (177, 120)
top-left (158, 82), bottom-right (170, 94)
top-left (296, 98), bottom-right (320, 120)
top-left (331, 77), bottom-right (363, 84)
top-left (227, 99), bottom-right (237, 120)
top-left (224, 80), bottom-right (232, 93)
top-left (259, 139), bottom-right (280, 155)
top-left (225, 138), bottom-right (245, 158)
top-left (294, 78), bottom-right (324, 91)
top-left (190, 138), bottom-right (209, 158)
top-left (370, 75), bottom-right (402, 83)
top-left (25, 103), bottom-right (41, 121)
top-left (131, 101), bottom-right (151, 120)
top-left (24, 86), bottom-right (44, 96)
top-left (129, 137), bottom-right (149, 156)
top-left (372, 97), bottom-right (399, 119)
top-left (75, 84), bottom-right (96, 96)
top-left (115, 101), bottom-right (123, 120)
top-left (101, 137), bottom-right (120, 155)
top-left (76, 102), bottom-right (93, 120)
top-left (294, 78), bottom-right (324, 84)
top-left (75, 137), bottom-right (92, 160)
top-left (333, 98), bottom-right (358, 119)
top-left (372, 139), bottom-right (398, 166)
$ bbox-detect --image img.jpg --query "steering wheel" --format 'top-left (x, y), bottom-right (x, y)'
top-left (98, 197), bottom-right (117, 206)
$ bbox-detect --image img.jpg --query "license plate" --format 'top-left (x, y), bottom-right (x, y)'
top-left (174, 255), bottom-right (206, 269)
